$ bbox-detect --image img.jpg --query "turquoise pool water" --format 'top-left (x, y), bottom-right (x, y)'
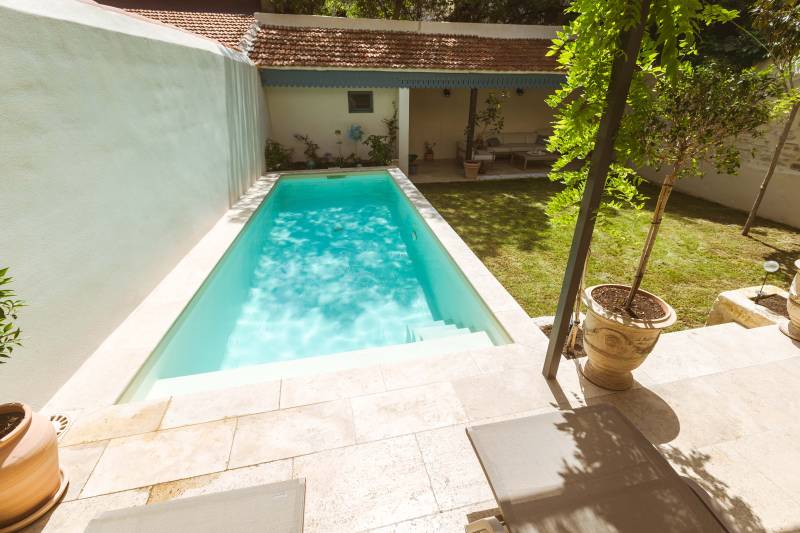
top-left (123, 171), bottom-right (508, 400)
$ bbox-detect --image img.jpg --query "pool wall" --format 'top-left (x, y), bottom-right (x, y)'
top-left (45, 168), bottom-right (544, 412)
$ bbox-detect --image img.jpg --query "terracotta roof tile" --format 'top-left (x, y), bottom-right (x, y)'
top-left (249, 25), bottom-right (558, 72)
top-left (126, 9), bottom-right (255, 49)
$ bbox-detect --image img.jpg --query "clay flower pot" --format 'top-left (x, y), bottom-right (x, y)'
top-left (581, 284), bottom-right (677, 390)
top-left (463, 160), bottom-right (481, 180)
top-left (0, 403), bottom-right (67, 532)
top-left (781, 259), bottom-right (800, 341)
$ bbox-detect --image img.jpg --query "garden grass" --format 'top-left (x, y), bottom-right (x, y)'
top-left (418, 178), bottom-right (800, 331)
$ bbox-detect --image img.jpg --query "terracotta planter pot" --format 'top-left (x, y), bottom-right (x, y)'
top-left (581, 284), bottom-right (677, 390)
top-left (463, 161), bottom-right (481, 180)
top-left (0, 403), bottom-right (66, 532)
top-left (423, 152), bottom-right (434, 161)
top-left (781, 259), bottom-right (800, 341)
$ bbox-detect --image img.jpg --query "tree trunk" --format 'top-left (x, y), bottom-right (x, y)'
top-left (624, 169), bottom-right (679, 310)
top-left (742, 100), bottom-right (800, 236)
top-left (465, 88), bottom-right (478, 162)
top-left (567, 247), bottom-right (591, 352)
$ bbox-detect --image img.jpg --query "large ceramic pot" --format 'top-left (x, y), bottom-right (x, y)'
top-left (581, 284), bottom-right (677, 390)
top-left (0, 403), bottom-right (66, 532)
top-left (780, 259), bottom-right (800, 341)
top-left (463, 161), bottom-right (481, 180)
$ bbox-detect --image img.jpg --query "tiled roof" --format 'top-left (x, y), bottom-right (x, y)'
top-left (249, 25), bottom-right (558, 73)
top-left (126, 9), bottom-right (255, 49)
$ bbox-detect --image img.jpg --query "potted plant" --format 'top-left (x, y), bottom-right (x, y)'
top-left (423, 141), bottom-right (436, 161)
top-left (408, 154), bottom-right (419, 175)
top-left (548, 60), bottom-right (776, 389)
top-left (463, 160), bottom-right (481, 179)
top-left (781, 259), bottom-right (800, 340)
top-left (0, 267), bottom-right (67, 531)
top-left (293, 134), bottom-right (320, 169)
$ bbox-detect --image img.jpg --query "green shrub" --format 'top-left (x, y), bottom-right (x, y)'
top-left (363, 135), bottom-right (392, 165)
top-left (265, 139), bottom-right (293, 171)
top-left (0, 267), bottom-right (23, 363)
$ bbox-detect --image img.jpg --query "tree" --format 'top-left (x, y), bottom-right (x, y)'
top-left (696, 0), bottom-right (767, 68)
top-left (625, 62), bottom-right (777, 306)
top-left (545, 0), bottom-right (777, 312)
top-left (448, 0), bottom-right (570, 25)
top-left (741, 0), bottom-right (800, 236)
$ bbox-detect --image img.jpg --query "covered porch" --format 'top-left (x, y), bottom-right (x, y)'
top-left (260, 69), bottom-right (564, 176)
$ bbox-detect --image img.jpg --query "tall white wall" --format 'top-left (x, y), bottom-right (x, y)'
top-left (409, 88), bottom-right (555, 159)
top-left (264, 87), bottom-right (397, 162)
top-left (641, 113), bottom-right (800, 229)
top-left (0, 0), bottom-right (267, 407)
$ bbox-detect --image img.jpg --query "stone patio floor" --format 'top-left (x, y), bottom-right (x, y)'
top-left (24, 322), bottom-right (800, 532)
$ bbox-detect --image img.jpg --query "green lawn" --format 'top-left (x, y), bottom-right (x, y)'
top-left (418, 178), bottom-right (800, 331)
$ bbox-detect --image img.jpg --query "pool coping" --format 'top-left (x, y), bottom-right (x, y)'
top-left (45, 167), bottom-right (545, 412)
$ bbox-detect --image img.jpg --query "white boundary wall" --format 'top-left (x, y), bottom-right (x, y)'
top-left (642, 110), bottom-right (800, 230)
top-left (0, 0), bottom-right (267, 407)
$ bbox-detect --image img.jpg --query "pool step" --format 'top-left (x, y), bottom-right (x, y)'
top-left (409, 321), bottom-right (473, 342)
top-left (146, 331), bottom-right (494, 400)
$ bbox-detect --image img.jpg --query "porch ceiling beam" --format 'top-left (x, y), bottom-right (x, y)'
top-left (259, 69), bottom-right (564, 89)
top-left (543, 0), bottom-right (651, 378)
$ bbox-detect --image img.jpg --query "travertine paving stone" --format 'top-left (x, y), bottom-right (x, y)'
top-left (293, 435), bottom-right (438, 532)
top-left (61, 400), bottom-right (168, 446)
top-left (280, 366), bottom-right (384, 409)
top-left (451, 366), bottom-right (556, 420)
top-left (350, 382), bottom-right (467, 442)
top-left (160, 379), bottom-right (281, 429)
top-left (58, 442), bottom-right (108, 501)
top-left (380, 352), bottom-right (482, 390)
top-left (148, 459), bottom-right (293, 503)
top-left (228, 400), bottom-right (354, 468)
top-left (81, 419), bottom-right (235, 497)
top-left (367, 501), bottom-right (497, 532)
top-left (37, 324), bottom-right (800, 533)
top-left (415, 425), bottom-right (494, 510)
top-left (21, 489), bottom-right (149, 533)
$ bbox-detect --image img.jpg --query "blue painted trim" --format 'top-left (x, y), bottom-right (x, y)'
top-left (260, 69), bottom-right (564, 89)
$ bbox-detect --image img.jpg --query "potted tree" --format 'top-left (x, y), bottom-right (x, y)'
top-left (463, 93), bottom-right (505, 179)
top-left (781, 259), bottom-right (800, 340)
top-left (0, 267), bottom-right (67, 531)
top-left (585, 64), bottom-right (776, 389)
top-left (549, 60), bottom-right (776, 389)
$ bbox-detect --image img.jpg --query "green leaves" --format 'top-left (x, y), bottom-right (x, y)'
top-left (0, 267), bottom-right (24, 364)
top-left (545, 0), bottom-right (774, 226)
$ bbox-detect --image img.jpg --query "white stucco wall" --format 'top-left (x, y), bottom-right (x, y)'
top-left (409, 88), bottom-right (555, 159)
top-left (643, 163), bottom-right (800, 230)
top-left (264, 86), bottom-right (397, 162)
top-left (0, 0), bottom-right (267, 407)
top-left (641, 111), bottom-right (800, 229)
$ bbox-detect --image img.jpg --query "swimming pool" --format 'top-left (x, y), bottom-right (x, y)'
top-left (123, 171), bottom-right (509, 400)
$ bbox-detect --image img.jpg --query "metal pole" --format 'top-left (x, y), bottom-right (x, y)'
top-left (543, 0), bottom-right (652, 378)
